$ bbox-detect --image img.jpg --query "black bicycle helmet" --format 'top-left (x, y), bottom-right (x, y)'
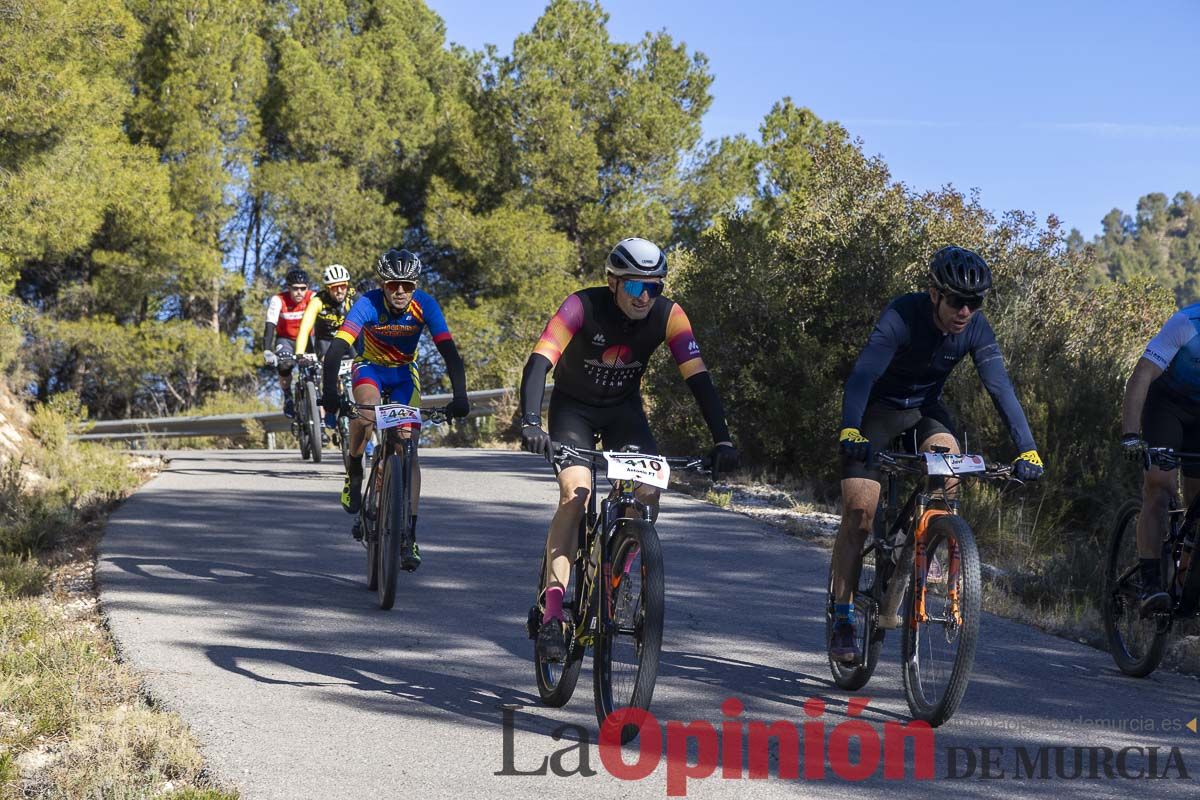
top-left (284, 268), bottom-right (310, 286)
top-left (929, 246), bottom-right (991, 296)
top-left (605, 237), bottom-right (667, 278)
top-left (375, 248), bottom-right (421, 282)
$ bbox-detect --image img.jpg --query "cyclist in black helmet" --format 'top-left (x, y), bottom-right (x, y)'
top-left (828, 245), bottom-right (1044, 663)
top-left (263, 268), bottom-right (315, 418)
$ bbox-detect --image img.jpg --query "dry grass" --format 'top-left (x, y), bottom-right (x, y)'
top-left (0, 455), bottom-right (238, 799)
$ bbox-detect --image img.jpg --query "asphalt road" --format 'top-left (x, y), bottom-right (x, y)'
top-left (98, 449), bottom-right (1200, 799)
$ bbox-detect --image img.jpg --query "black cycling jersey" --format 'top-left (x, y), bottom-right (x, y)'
top-left (520, 286), bottom-right (730, 443)
top-left (841, 292), bottom-right (1036, 454)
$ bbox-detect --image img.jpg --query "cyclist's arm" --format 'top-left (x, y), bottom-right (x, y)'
top-left (435, 338), bottom-right (467, 399)
top-left (665, 303), bottom-right (731, 444)
top-left (1122, 311), bottom-right (1192, 433)
top-left (970, 316), bottom-right (1037, 453)
top-left (263, 294), bottom-right (282, 352)
top-left (840, 306), bottom-right (908, 430)
top-left (321, 337), bottom-right (351, 410)
top-left (294, 296), bottom-right (324, 356)
top-left (1122, 359), bottom-right (1165, 436)
top-left (520, 294), bottom-right (584, 423)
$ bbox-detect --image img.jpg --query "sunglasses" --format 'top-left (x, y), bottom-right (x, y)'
top-left (942, 292), bottom-right (984, 311)
top-left (621, 279), bottom-right (664, 299)
top-left (383, 280), bottom-right (416, 293)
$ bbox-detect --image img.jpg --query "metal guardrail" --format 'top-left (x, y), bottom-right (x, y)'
top-left (72, 386), bottom-right (552, 443)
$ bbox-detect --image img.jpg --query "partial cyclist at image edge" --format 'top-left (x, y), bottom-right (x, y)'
top-left (296, 263), bottom-right (357, 429)
top-left (320, 248), bottom-right (470, 568)
top-left (831, 245), bottom-right (1044, 663)
top-left (519, 236), bottom-right (738, 662)
top-left (1119, 301), bottom-right (1200, 616)
top-left (263, 268), bottom-right (315, 419)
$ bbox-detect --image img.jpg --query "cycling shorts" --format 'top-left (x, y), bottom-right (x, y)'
top-left (1143, 378), bottom-right (1200, 478)
top-left (548, 390), bottom-right (658, 471)
top-left (841, 402), bottom-right (956, 482)
top-left (351, 361), bottom-right (421, 406)
top-left (273, 338), bottom-right (296, 375)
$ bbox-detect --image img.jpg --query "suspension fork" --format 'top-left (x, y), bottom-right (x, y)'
top-left (911, 507), bottom-right (954, 627)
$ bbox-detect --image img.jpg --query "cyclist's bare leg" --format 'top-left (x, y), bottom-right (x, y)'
top-left (545, 465), bottom-right (591, 593)
top-left (832, 477), bottom-right (882, 604)
top-left (631, 485), bottom-right (661, 522)
top-left (919, 432), bottom-right (961, 498)
top-left (349, 383), bottom-right (380, 459)
top-left (1138, 466), bottom-right (1176, 559)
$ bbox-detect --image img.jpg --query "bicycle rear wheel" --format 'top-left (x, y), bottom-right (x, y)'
top-left (533, 551), bottom-right (586, 707)
top-left (1102, 499), bottom-right (1170, 677)
top-left (826, 543), bottom-right (885, 690)
top-left (593, 519), bottom-right (664, 744)
top-left (296, 386), bottom-right (312, 461)
top-left (305, 380), bottom-right (322, 463)
top-left (901, 514), bottom-right (980, 727)
top-left (376, 451), bottom-right (408, 610)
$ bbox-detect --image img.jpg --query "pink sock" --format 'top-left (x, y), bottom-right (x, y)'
top-left (542, 587), bottom-right (564, 623)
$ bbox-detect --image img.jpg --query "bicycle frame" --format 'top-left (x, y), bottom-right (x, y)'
top-left (871, 450), bottom-right (1011, 629)
top-left (549, 446), bottom-right (704, 656)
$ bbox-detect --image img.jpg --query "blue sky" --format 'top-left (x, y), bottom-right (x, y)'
top-left (430, 0), bottom-right (1199, 238)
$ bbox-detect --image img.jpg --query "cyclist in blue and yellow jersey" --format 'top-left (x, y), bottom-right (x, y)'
top-left (1120, 303), bottom-right (1200, 615)
top-left (830, 246), bottom-right (1044, 663)
top-left (321, 249), bottom-right (470, 568)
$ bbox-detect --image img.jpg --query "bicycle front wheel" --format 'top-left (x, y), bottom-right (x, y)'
top-left (901, 514), bottom-right (981, 727)
top-left (296, 387), bottom-right (312, 461)
top-left (593, 519), bottom-right (664, 744)
top-left (376, 452), bottom-right (408, 610)
top-left (1102, 499), bottom-right (1169, 677)
top-left (305, 380), bottom-right (322, 463)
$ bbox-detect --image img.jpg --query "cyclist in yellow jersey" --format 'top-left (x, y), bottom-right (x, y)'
top-left (295, 264), bottom-right (357, 360)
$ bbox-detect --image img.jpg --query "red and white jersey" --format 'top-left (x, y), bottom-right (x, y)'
top-left (266, 290), bottom-right (314, 341)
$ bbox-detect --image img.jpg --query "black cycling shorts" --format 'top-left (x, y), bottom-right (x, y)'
top-left (1143, 378), bottom-right (1200, 477)
top-left (548, 391), bottom-right (658, 471)
top-left (842, 402), bottom-right (957, 482)
top-left (274, 338), bottom-right (296, 375)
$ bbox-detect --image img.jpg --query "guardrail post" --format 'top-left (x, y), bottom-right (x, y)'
top-left (266, 432), bottom-right (276, 450)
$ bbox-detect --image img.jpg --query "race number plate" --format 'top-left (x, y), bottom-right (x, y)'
top-left (924, 452), bottom-right (987, 476)
top-left (338, 358), bottom-right (353, 376)
top-left (375, 403), bottom-right (421, 430)
top-left (605, 453), bottom-right (671, 489)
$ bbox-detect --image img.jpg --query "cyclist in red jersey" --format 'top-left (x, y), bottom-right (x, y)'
top-left (519, 237), bottom-right (739, 661)
top-left (263, 268), bottom-right (315, 418)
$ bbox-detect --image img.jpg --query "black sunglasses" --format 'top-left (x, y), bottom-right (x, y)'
top-left (942, 292), bottom-right (984, 311)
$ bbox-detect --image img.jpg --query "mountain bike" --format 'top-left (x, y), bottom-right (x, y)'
top-left (525, 444), bottom-right (707, 743)
top-left (1103, 447), bottom-right (1200, 677)
top-left (289, 354), bottom-right (324, 463)
top-left (332, 356), bottom-right (355, 469)
top-left (351, 400), bottom-right (452, 610)
top-left (827, 448), bottom-right (1020, 727)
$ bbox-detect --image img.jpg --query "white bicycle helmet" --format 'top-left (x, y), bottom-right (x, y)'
top-left (605, 237), bottom-right (667, 278)
top-left (322, 263), bottom-right (351, 286)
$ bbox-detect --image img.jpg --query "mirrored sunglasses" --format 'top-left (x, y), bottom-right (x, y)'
top-left (621, 279), bottom-right (664, 299)
top-left (383, 280), bottom-right (416, 293)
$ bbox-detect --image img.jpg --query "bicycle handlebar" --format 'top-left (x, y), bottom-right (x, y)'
top-left (874, 450), bottom-right (1019, 483)
top-left (550, 442), bottom-right (709, 474)
top-left (347, 403), bottom-right (456, 426)
top-left (1144, 447), bottom-right (1200, 471)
